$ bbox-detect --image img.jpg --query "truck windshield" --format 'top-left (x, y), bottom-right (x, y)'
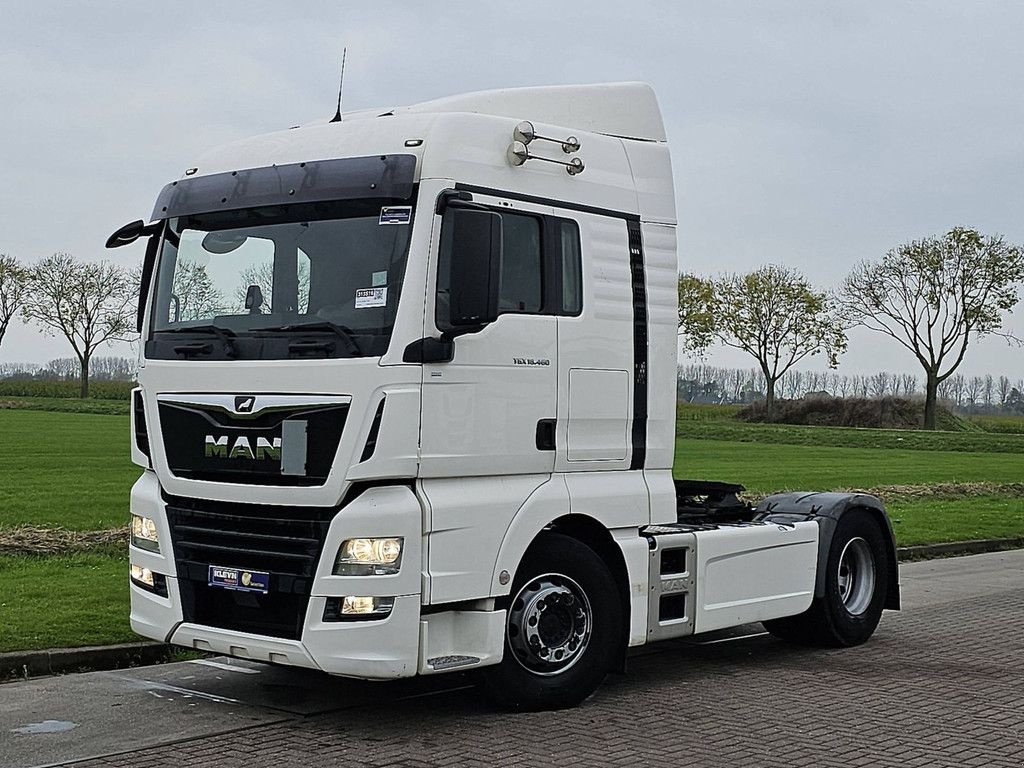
top-left (148, 199), bottom-right (413, 359)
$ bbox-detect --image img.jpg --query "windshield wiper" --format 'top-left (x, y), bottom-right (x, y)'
top-left (156, 325), bottom-right (237, 358)
top-left (253, 321), bottom-right (362, 356)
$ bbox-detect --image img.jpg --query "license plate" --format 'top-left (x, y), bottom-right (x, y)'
top-left (208, 566), bottom-right (270, 594)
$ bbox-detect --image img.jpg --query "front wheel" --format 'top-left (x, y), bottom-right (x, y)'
top-left (482, 533), bottom-right (622, 711)
top-left (764, 509), bottom-right (890, 647)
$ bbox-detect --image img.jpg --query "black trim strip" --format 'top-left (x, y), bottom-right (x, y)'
top-left (454, 183), bottom-right (640, 222)
top-left (359, 397), bottom-right (386, 462)
top-left (627, 220), bottom-right (648, 470)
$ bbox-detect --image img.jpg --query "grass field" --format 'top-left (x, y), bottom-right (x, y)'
top-left (677, 420), bottom-right (1024, 453)
top-left (0, 554), bottom-right (134, 653)
top-left (887, 497), bottom-right (1024, 545)
top-left (674, 438), bottom-right (1023, 492)
top-left (1, 405), bottom-right (1022, 653)
top-left (968, 414), bottom-right (1024, 435)
top-left (0, 411), bottom-right (138, 531)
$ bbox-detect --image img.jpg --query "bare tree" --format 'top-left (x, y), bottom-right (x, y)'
top-left (91, 356), bottom-right (136, 380)
top-left (677, 266), bottom-right (846, 413)
top-left (172, 262), bottom-right (224, 322)
top-left (22, 253), bottom-right (136, 397)
top-left (844, 227), bottom-right (1024, 428)
top-left (901, 373), bottom-right (918, 397)
top-left (998, 375), bottom-right (1011, 406)
top-left (966, 375), bottom-right (983, 406)
top-left (869, 371), bottom-right (889, 398)
top-left (45, 357), bottom-right (78, 380)
top-left (889, 373), bottom-right (902, 396)
top-left (0, 254), bottom-right (28, 349)
top-left (950, 373), bottom-right (966, 408)
top-left (936, 377), bottom-right (953, 403)
top-left (983, 375), bottom-right (995, 408)
top-left (730, 368), bottom-right (745, 402)
top-left (838, 374), bottom-right (850, 398)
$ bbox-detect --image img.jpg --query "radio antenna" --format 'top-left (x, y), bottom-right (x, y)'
top-left (330, 47), bottom-right (347, 123)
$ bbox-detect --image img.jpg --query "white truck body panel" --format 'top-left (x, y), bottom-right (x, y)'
top-left (125, 82), bottom-right (840, 686)
top-left (693, 523), bottom-right (819, 634)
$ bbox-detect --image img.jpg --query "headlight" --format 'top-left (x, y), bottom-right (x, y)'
top-left (130, 514), bottom-right (160, 553)
top-left (334, 537), bottom-right (403, 576)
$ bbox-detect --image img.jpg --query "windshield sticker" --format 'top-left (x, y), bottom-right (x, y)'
top-left (379, 206), bottom-right (412, 225)
top-left (371, 270), bottom-right (388, 287)
top-left (355, 287), bottom-right (388, 308)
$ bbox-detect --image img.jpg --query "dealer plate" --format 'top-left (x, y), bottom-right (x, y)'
top-left (208, 565), bottom-right (270, 594)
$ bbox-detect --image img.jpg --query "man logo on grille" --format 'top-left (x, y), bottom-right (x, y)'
top-left (234, 396), bottom-right (255, 413)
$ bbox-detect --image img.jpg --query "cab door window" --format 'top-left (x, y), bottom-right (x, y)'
top-left (436, 203), bottom-right (581, 329)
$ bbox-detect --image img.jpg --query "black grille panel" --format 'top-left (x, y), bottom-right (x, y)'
top-left (158, 400), bottom-right (348, 486)
top-left (165, 495), bottom-right (337, 639)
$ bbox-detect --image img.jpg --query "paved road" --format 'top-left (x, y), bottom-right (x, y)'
top-left (2, 550), bottom-right (1022, 768)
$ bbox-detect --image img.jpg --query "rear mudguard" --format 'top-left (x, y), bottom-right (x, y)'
top-left (755, 492), bottom-right (900, 610)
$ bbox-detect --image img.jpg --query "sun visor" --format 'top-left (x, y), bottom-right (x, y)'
top-left (151, 154), bottom-right (417, 220)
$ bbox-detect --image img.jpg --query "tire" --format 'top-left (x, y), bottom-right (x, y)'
top-left (763, 509), bottom-right (890, 647)
top-left (482, 533), bottom-right (623, 711)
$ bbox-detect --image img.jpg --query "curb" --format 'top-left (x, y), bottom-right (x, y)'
top-left (0, 641), bottom-right (171, 682)
top-left (3, 541), bottom-right (1023, 683)
top-left (897, 537), bottom-right (1024, 561)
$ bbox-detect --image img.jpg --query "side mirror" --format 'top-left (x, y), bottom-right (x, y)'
top-left (106, 220), bottom-right (153, 249)
top-left (448, 208), bottom-right (502, 327)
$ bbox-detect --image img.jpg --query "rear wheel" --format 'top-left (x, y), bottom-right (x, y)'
top-left (764, 509), bottom-right (889, 647)
top-left (482, 533), bottom-right (622, 711)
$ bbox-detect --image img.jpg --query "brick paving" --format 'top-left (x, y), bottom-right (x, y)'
top-left (67, 588), bottom-right (1024, 767)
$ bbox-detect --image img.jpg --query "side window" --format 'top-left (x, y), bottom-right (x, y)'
top-left (435, 201), bottom-right (583, 329)
top-left (499, 213), bottom-right (542, 313)
top-left (557, 219), bottom-right (582, 316)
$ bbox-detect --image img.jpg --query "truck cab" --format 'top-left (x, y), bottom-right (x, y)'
top-left (113, 83), bottom-right (898, 710)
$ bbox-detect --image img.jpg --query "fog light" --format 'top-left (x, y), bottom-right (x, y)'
top-left (334, 537), bottom-right (403, 576)
top-left (130, 514), bottom-right (160, 553)
top-left (130, 564), bottom-right (168, 596)
top-left (323, 595), bottom-right (395, 621)
top-left (130, 564), bottom-right (155, 588)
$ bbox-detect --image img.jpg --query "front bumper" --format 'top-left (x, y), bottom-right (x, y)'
top-left (129, 471), bottom-right (423, 679)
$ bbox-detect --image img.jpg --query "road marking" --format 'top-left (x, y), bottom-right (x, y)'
top-left (120, 677), bottom-right (241, 705)
top-left (190, 660), bottom-right (261, 675)
top-left (11, 720), bottom-right (77, 735)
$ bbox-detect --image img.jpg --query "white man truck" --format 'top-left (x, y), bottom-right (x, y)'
top-left (109, 82), bottom-right (899, 710)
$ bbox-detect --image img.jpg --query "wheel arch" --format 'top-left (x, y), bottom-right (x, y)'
top-left (756, 492), bottom-right (900, 611)
top-left (494, 511), bottom-right (633, 671)
top-left (548, 516), bottom-right (631, 666)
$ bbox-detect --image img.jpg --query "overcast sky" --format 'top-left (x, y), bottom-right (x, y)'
top-left (1, 1), bottom-right (1022, 379)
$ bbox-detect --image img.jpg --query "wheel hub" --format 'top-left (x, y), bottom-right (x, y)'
top-left (837, 537), bottom-right (876, 616)
top-left (507, 574), bottom-right (592, 675)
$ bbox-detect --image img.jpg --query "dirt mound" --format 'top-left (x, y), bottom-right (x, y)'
top-left (737, 396), bottom-right (965, 430)
top-left (0, 526), bottom-right (126, 555)
top-left (851, 483), bottom-right (1024, 501)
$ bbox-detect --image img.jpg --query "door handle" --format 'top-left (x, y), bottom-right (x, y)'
top-left (536, 419), bottom-right (556, 451)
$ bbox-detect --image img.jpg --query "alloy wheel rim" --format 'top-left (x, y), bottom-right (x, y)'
top-left (837, 537), bottom-right (875, 616)
top-left (507, 573), bottom-right (593, 676)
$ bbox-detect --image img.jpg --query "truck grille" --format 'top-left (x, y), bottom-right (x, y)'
top-left (165, 495), bottom-right (337, 640)
top-left (157, 396), bottom-right (349, 487)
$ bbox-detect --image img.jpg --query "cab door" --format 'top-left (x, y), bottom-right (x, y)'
top-left (419, 194), bottom-right (559, 478)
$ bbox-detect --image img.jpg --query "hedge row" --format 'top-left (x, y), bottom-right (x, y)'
top-left (736, 396), bottom-right (972, 430)
top-left (0, 380), bottom-right (134, 400)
